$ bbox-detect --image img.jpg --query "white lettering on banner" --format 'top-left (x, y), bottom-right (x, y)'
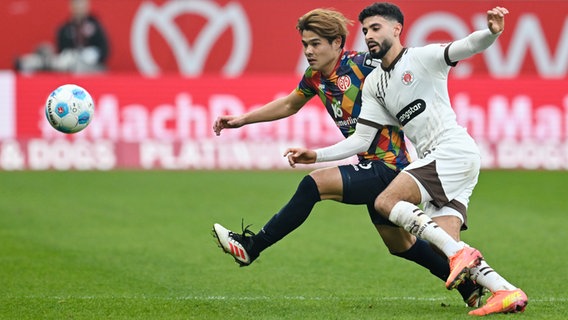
top-left (494, 140), bottom-right (568, 170)
top-left (25, 81), bottom-right (568, 170)
top-left (454, 93), bottom-right (568, 143)
top-left (140, 140), bottom-right (297, 170)
top-left (131, 0), bottom-right (251, 76)
top-left (208, 94), bottom-right (248, 140)
top-left (27, 139), bottom-right (115, 170)
top-left (0, 71), bottom-right (15, 139)
top-left (86, 93), bottom-right (208, 141)
top-left (0, 140), bottom-right (25, 170)
top-left (74, 92), bottom-right (344, 144)
top-left (488, 95), bottom-right (532, 142)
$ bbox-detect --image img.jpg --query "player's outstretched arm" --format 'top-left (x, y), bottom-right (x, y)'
top-left (212, 91), bottom-right (309, 136)
top-left (447, 6), bottom-right (508, 63)
top-left (284, 121), bottom-right (379, 168)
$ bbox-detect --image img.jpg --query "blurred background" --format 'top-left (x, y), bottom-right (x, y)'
top-left (0, 0), bottom-right (566, 171)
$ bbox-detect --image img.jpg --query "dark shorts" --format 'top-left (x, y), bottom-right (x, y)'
top-left (338, 160), bottom-right (399, 226)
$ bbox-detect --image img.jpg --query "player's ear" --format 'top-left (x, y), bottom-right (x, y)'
top-left (333, 35), bottom-right (343, 49)
top-left (393, 22), bottom-right (403, 38)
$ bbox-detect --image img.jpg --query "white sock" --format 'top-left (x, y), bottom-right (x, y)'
top-left (470, 259), bottom-right (517, 292)
top-left (390, 201), bottom-right (464, 257)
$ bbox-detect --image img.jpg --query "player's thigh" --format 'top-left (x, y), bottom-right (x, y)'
top-left (375, 171), bottom-right (422, 214)
top-left (404, 147), bottom-right (480, 208)
top-left (339, 161), bottom-right (398, 205)
top-left (424, 178), bottom-right (477, 232)
top-left (308, 167), bottom-right (343, 201)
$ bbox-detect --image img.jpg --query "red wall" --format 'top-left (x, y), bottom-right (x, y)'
top-left (1, 0), bottom-right (566, 78)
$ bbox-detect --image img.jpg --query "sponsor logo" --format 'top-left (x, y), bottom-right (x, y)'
top-left (335, 117), bottom-right (357, 127)
top-left (396, 99), bottom-right (426, 126)
top-left (131, 0), bottom-right (251, 76)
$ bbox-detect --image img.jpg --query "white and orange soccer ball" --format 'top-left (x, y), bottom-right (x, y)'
top-left (45, 84), bottom-right (94, 134)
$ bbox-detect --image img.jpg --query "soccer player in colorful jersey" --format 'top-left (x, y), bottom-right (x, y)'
top-left (212, 8), bottom-right (483, 307)
top-left (284, 3), bottom-right (527, 316)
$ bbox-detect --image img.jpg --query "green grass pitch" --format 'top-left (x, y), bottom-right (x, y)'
top-left (1, 169), bottom-right (566, 319)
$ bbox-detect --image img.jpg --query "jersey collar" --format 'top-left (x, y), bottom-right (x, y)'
top-left (381, 48), bottom-right (407, 72)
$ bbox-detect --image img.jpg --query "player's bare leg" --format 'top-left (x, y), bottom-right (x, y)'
top-left (376, 172), bottom-right (527, 312)
top-left (375, 172), bottom-right (481, 289)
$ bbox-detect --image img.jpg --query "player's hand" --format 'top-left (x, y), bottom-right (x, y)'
top-left (284, 147), bottom-right (317, 168)
top-left (213, 115), bottom-right (243, 136)
top-left (487, 6), bottom-right (508, 34)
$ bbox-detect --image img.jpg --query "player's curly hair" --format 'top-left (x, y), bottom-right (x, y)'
top-left (296, 8), bottom-right (353, 48)
top-left (358, 2), bottom-right (404, 26)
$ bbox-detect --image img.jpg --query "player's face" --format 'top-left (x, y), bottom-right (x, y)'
top-left (301, 30), bottom-right (342, 75)
top-left (70, 0), bottom-right (90, 20)
top-left (361, 16), bottom-right (397, 59)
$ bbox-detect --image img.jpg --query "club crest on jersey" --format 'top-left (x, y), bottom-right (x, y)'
top-left (337, 75), bottom-right (351, 92)
top-left (401, 71), bottom-right (414, 85)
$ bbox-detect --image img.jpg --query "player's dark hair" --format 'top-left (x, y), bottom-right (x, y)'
top-left (358, 2), bottom-right (404, 26)
top-left (297, 8), bottom-right (353, 48)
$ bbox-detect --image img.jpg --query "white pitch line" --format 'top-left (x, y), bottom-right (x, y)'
top-left (18, 295), bottom-right (568, 303)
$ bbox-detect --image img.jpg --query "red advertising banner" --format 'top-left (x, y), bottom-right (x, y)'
top-left (1, 0), bottom-right (567, 78)
top-left (0, 73), bottom-right (567, 170)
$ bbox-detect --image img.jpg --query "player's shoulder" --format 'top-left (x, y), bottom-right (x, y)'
top-left (342, 50), bottom-right (380, 69)
top-left (405, 44), bottom-right (451, 68)
top-left (361, 66), bottom-right (383, 91)
top-left (408, 43), bottom-right (450, 57)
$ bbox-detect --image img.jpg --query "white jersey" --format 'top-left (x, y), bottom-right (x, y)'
top-left (315, 29), bottom-right (500, 163)
top-left (313, 29), bottom-right (501, 222)
top-left (359, 44), bottom-right (473, 158)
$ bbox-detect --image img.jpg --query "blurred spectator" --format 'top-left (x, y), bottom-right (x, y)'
top-left (15, 0), bottom-right (109, 74)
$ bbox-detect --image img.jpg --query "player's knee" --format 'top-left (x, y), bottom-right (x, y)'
top-left (374, 193), bottom-right (391, 217)
top-left (308, 167), bottom-right (342, 201)
top-left (297, 175), bottom-right (321, 199)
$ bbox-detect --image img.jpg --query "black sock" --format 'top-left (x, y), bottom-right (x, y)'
top-left (393, 238), bottom-right (450, 280)
top-left (250, 175), bottom-right (321, 255)
top-left (393, 238), bottom-right (477, 300)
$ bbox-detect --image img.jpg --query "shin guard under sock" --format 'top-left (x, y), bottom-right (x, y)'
top-left (393, 238), bottom-right (450, 281)
top-left (251, 175), bottom-right (321, 255)
top-left (390, 201), bottom-right (463, 257)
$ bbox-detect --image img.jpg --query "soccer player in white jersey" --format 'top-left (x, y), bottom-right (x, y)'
top-left (284, 3), bottom-right (528, 316)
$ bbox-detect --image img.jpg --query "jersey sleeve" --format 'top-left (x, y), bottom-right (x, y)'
top-left (446, 29), bottom-right (500, 63)
top-left (295, 73), bottom-right (317, 99)
top-left (315, 120), bottom-right (379, 162)
top-left (414, 44), bottom-right (454, 78)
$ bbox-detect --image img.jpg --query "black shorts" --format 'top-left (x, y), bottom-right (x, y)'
top-left (338, 160), bottom-right (399, 226)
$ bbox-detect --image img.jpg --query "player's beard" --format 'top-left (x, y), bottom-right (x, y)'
top-left (369, 38), bottom-right (392, 59)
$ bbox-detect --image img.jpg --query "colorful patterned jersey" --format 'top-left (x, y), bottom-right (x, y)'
top-left (295, 50), bottom-right (410, 171)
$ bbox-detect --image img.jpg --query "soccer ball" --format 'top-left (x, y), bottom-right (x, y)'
top-left (45, 84), bottom-right (94, 134)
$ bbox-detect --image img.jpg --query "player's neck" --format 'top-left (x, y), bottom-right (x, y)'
top-left (381, 43), bottom-right (404, 70)
top-left (321, 52), bottom-right (342, 78)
